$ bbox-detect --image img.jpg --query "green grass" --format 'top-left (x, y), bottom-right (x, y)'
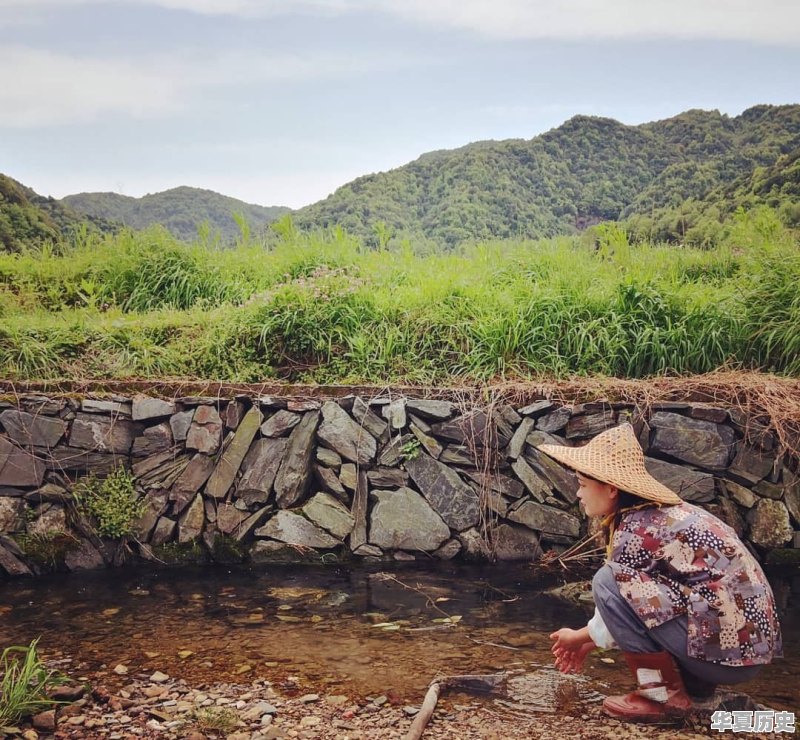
top-left (1, 208), bottom-right (799, 383)
top-left (0, 638), bottom-right (64, 727)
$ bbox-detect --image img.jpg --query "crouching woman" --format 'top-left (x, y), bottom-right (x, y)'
top-left (543, 424), bottom-right (782, 723)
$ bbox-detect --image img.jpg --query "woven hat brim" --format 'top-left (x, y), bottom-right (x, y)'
top-left (539, 443), bottom-right (683, 506)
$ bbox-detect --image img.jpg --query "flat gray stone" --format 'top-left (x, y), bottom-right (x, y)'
top-left (466, 470), bottom-right (524, 499)
top-left (206, 406), bottom-right (262, 499)
top-left (565, 411), bottom-right (616, 439)
top-left (457, 528), bottom-right (492, 562)
top-left (132, 396), bottom-right (176, 421)
top-left (649, 412), bottom-right (735, 470)
top-left (378, 434), bottom-right (413, 466)
top-left (339, 463), bottom-right (357, 491)
top-left (536, 408), bottom-right (570, 433)
top-left (410, 423), bottom-right (443, 459)
top-left (81, 399), bottom-right (132, 416)
top-left (317, 402), bottom-right (376, 466)
top-left (64, 540), bottom-right (105, 571)
top-left (169, 410), bottom-right (194, 442)
top-left (313, 464), bottom-right (346, 497)
top-left (68, 413), bottom-right (139, 454)
top-left (747, 499), bottom-right (793, 549)
top-left (185, 405), bottom-right (222, 454)
top-left (508, 501), bottom-right (581, 538)
top-left (0, 410), bottom-right (67, 448)
top-left (507, 417), bottom-right (535, 460)
top-left (150, 516), bottom-right (176, 546)
top-left (493, 522), bottom-right (543, 561)
top-left (260, 410), bottom-right (302, 437)
top-left (368, 487), bottom-right (449, 551)
top-left (0, 540), bottom-right (32, 576)
top-left (524, 447), bottom-right (578, 503)
top-left (439, 445), bottom-right (475, 466)
top-left (511, 458), bottom-right (549, 502)
top-left (644, 457), bottom-right (713, 502)
top-left (316, 447), bottom-right (342, 469)
top-left (171, 454), bottom-right (215, 514)
top-left (404, 453), bottom-right (480, 531)
top-left (44, 447), bottom-right (118, 475)
top-left (351, 397), bottom-right (389, 441)
top-left (432, 538), bottom-right (462, 560)
top-left (347, 469), bottom-right (368, 551)
top-left (722, 480), bottom-right (757, 509)
top-left (0, 437), bottom-right (46, 487)
top-left (303, 492), bottom-right (355, 539)
top-left (255, 510), bottom-right (340, 548)
top-left (517, 400), bottom-right (554, 417)
top-left (727, 443), bottom-right (775, 486)
top-left (238, 438), bottom-right (287, 505)
top-left (224, 400), bottom-right (245, 430)
top-left (131, 422), bottom-right (173, 457)
top-left (287, 399), bottom-right (321, 412)
top-left (405, 399), bottom-right (454, 421)
top-left (178, 495), bottom-right (205, 543)
top-left (430, 410), bottom-right (500, 446)
top-left (133, 489), bottom-right (169, 540)
top-left (274, 412), bottom-right (319, 508)
top-left (215, 503), bottom-right (250, 535)
top-left (367, 467), bottom-right (408, 488)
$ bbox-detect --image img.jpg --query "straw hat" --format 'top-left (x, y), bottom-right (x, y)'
top-left (539, 423), bottom-right (682, 506)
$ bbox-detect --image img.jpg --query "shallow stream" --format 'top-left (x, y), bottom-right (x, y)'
top-left (1, 563), bottom-right (798, 712)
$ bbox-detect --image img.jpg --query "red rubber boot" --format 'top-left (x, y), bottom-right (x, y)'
top-left (602, 651), bottom-right (693, 723)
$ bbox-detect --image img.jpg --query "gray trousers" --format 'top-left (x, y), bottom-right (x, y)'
top-left (592, 564), bottom-right (762, 688)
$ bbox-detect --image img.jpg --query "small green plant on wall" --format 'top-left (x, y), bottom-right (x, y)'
top-left (399, 437), bottom-right (421, 461)
top-left (73, 467), bottom-right (145, 539)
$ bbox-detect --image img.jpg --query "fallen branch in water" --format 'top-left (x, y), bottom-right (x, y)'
top-left (403, 673), bottom-right (508, 740)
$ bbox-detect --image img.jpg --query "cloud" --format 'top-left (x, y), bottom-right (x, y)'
top-left (0, 45), bottom-right (411, 127)
top-left (1, 0), bottom-right (798, 44)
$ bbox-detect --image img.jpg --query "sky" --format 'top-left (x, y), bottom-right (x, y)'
top-left (1, 1), bottom-right (799, 209)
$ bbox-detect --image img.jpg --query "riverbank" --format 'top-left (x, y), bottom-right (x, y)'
top-left (24, 666), bottom-right (782, 740)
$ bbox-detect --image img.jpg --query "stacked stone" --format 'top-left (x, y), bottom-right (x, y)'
top-left (0, 392), bottom-right (798, 576)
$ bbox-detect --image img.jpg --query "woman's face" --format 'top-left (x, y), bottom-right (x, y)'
top-left (575, 473), bottom-right (618, 517)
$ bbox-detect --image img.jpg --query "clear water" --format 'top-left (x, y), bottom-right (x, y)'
top-left (0, 563), bottom-right (797, 711)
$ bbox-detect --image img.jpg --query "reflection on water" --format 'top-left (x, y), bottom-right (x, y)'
top-left (0, 563), bottom-right (797, 710)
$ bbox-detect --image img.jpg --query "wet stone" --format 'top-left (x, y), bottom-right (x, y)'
top-left (492, 522), bottom-right (543, 561)
top-left (178, 495), bottom-right (205, 543)
top-left (64, 540), bottom-right (106, 571)
top-left (150, 517), bottom-right (176, 546)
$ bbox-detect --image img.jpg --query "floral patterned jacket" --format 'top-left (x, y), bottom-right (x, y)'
top-left (606, 502), bottom-right (782, 666)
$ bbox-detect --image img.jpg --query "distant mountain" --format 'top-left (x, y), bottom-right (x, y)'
top-left (61, 186), bottom-right (291, 242)
top-left (0, 174), bottom-right (104, 252)
top-left (292, 104), bottom-right (800, 245)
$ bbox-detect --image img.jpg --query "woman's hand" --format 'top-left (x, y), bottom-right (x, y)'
top-left (549, 628), bottom-right (595, 674)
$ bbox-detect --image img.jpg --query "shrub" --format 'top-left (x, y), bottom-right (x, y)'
top-left (73, 467), bottom-right (144, 539)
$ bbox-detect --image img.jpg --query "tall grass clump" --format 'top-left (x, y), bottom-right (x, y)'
top-left (0, 207), bottom-right (798, 383)
top-left (0, 638), bottom-right (64, 727)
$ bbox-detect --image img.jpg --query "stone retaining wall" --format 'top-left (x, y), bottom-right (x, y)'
top-left (1, 391), bottom-right (798, 576)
